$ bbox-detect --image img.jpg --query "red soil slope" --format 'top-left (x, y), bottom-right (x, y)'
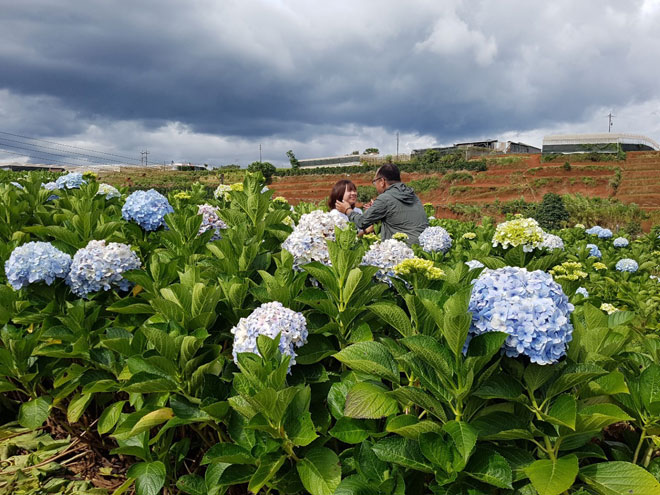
top-left (271, 152), bottom-right (660, 208)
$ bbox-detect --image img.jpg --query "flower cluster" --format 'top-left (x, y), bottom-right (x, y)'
top-left (5, 242), bottom-right (72, 290)
top-left (231, 183), bottom-right (244, 193)
top-left (122, 189), bottom-right (174, 231)
top-left (574, 224), bottom-right (585, 229)
top-left (492, 217), bottom-right (544, 252)
top-left (593, 262), bottom-right (607, 271)
top-left (586, 244), bottom-right (602, 258)
top-left (42, 181), bottom-right (58, 191)
top-left (613, 237), bottom-right (629, 248)
top-left (465, 260), bottom-right (485, 270)
top-left (82, 171), bottom-right (98, 181)
top-left (362, 233), bottom-right (380, 243)
top-left (586, 226), bottom-right (613, 239)
top-left (600, 303), bottom-right (618, 314)
top-left (97, 183), bottom-right (121, 199)
top-left (10, 181), bottom-right (25, 191)
top-left (361, 239), bottom-right (415, 283)
top-left (173, 191), bottom-right (191, 200)
top-left (230, 302), bottom-right (308, 369)
top-left (55, 172), bottom-right (86, 189)
top-left (392, 232), bottom-right (409, 242)
top-left (214, 184), bottom-right (231, 201)
top-left (575, 287), bottom-right (589, 298)
top-left (462, 232), bottom-right (477, 240)
top-left (393, 258), bottom-right (445, 280)
top-left (197, 204), bottom-right (228, 240)
top-left (66, 240), bottom-right (141, 297)
top-left (418, 226), bottom-right (453, 253)
top-left (282, 209), bottom-right (349, 267)
top-left (615, 258), bottom-right (638, 273)
top-left (540, 232), bottom-right (564, 250)
top-left (549, 262), bottom-right (587, 281)
top-left (468, 267), bottom-right (574, 365)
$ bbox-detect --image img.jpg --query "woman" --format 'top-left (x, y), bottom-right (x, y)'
top-left (328, 179), bottom-right (362, 217)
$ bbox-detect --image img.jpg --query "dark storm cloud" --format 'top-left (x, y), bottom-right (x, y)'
top-left (1, 0), bottom-right (660, 163)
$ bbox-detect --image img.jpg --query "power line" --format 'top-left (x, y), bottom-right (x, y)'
top-left (0, 148), bottom-right (80, 167)
top-left (0, 136), bottom-right (132, 165)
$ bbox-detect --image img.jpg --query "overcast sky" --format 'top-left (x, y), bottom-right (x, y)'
top-left (2, 0), bottom-right (660, 167)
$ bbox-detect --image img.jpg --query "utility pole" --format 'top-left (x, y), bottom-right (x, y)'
top-left (259, 144), bottom-right (262, 163)
top-left (608, 112), bottom-right (615, 133)
top-left (396, 131), bottom-right (399, 158)
top-left (141, 150), bottom-right (149, 166)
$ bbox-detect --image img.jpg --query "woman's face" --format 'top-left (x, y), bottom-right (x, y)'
top-left (343, 187), bottom-right (357, 206)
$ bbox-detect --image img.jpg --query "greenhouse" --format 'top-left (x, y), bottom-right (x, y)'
top-left (542, 133), bottom-right (660, 154)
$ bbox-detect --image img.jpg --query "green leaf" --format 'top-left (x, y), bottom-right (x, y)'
top-left (474, 374), bottom-right (523, 400)
top-left (390, 386), bottom-right (447, 422)
top-left (580, 461), bottom-right (660, 495)
top-left (330, 417), bottom-right (373, 444)
top-left (67, 392), bottom-right (93, 423)
top-left (248, 454), bottom-right (286, 494)
top-left (471, 412), bottom-right (533, 441)
top-left (126, 461), bottom-right (166, 495)
top-left (98, 401), bottom-right (126, 435)
top-left (577, 403), bottom-right (633, 431)
top-left (283, 386), bottom-right (318, 447)
top-left (129, 408), bottom-right (175, 436)
top-left (385, 414), bottom-right (442, 439)
top-left (344, 382), bottom-right (399, 419)
top-left (18, 396), bottom-right (51, 429)
top-left (443, 421), bottom-right (477, 468)
top-left (372, 437), bottom-right (433, 473)
top-left (296, 447), bottom-right (342, 495)
top-left (419, 432), bottom-right (453, 473)
top-left (640, 364), bottom-right (660, 411)
top-left (400, 334), bottom-right (454, 380)
top-left (202, 443), bottom-right (256, 465)
top-left (524, 455), bottom-right (578, 495)
top-left (334, 342), bottom-right (400, 383)
top-left (543, 394), bottom-right (577, 430)
top-left (524, 363), bottom-right (558, 393)
top-left (546, 363), bottom-right (606, 398)
top-left (335, 474), bottom-right (379, 495)
top-left (465, 449), bottom-right (513, 489)
top-left (368, 302), bottom-right (414, 338)
top-left (296, 334), bottom-right (336, 365)
top-left (176, 474), bottom-right (207, 495)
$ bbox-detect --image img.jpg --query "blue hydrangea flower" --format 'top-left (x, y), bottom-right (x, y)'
top-left (122, 189), bottom-right (174, 231)
top-left (465, 260), bottom-right (485, 270)
top-left (5, 242), bottom-right (72, 290)
top-left (197, 204), bottom-right (227, 240)
top-left (231, 301), bottom-right (308, 370)
top-left (586, 243), bottom-right (601, 258)
top-left (42, 181), bottom-right (60, 201)
top-left (418, 226), bottom-right (452, 253)
top-left (10, 181), bottom-right (25, 191)
top-left (613, 237), bottom-right (629, 248)
top-left (97, 183), bottom-right (121, 199)
top-left (575, 287), bottom-right (589, 298)
top-left (585, 226), bottom-right (603, 236)
top-left (55, 172), bottom-right (86, 189)
top-left (615, 258), bottom-right (638, 273)
top-left (66, 240), bottom-right (142, 297)
top-left (468, 266), bottom-right (574, 365)
top-left (361, 239), bottom-right (415, 284)
top-left (598, 228), bottom-right (613, 239)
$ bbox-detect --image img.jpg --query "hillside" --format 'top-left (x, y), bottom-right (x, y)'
top-left (269, 151), bottom-right (660, 211)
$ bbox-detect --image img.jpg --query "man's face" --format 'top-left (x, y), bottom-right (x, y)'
top-left (372, 176), bottom-right (386, 194)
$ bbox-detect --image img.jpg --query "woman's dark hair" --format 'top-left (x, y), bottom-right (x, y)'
top-left (328, 179), bottom-right (356, 210)
top-left (376, 163), bottom-right (401, 182)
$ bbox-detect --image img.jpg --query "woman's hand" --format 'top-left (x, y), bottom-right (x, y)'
top-left (335, 200), bottom-right (352, 214)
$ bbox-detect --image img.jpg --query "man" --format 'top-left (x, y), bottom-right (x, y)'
top-left (335, 163), bottom-right (429, 246)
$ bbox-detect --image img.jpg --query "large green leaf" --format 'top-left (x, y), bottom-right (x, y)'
top-left (577, 403), bottom-right (633, 431)
top-left (126, 461), bottom-right (167, 495)
top-left (98, 401), bottom-right (126, 435)
top-left (67, 392), bottom-right (93, 423)
top-left (580, 461), bottom-right (660, 495)
top-left (296, 447), bottom-right (342, 495)
top-left (465, 449), bottom-right (513, 489)
top-left (368, 302), bottom-right (414, 338)
top-left (344, 382), bottom-right (399, 419)
top-left (640, 364), bottom-right (660, 412)
top-left (542, 394), bottom-right (577, 430)
top-left (202, 443), bottom-right (256, 465)
top-left (18, 396), bottom-right (51, 429)
top-left (372, 437), bottom-right (433, 473)
top-left (524, 455), bottom-right (578, 495)
top-left (330, 417), bottom-right (374, 444)
top-left (296, 334), bottom-right (336, 365)
top-left (248, 454), bottom-right (286, 494)
top-left (334, 342), bottom-right (400, 383)
top-left (443, 421), bottom-right (477, 468)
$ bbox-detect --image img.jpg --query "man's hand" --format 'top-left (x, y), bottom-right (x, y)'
top-left (335, 200), bottom-right (352, 214)
top-left (363, 200), bottom-right (374, 210)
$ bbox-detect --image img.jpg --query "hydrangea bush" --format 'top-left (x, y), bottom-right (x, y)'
top-left (615, 258), bottom-right (639, 273)
top-left (613, 237), bottom-right (629, 248)
top-left (230, 302), bottom-right (308, 369)
top-left (586, 243), bottom-right (602, 258)
top-left (5, 242), bottom-right (72, 290)
top-left (492, 217), bottom-right (544, 251)
top-left (468, 266), bottom-right (574, 365)
top-left (361, 239), bottom-right (415, 283)
top-left (66, 240), bottom-right (142, 297)
top-left (418, 226), bottom-right (453, 253)
top-left (55, 172), bottom-right (86, 190)
top-left (282, 209), bottom-right (349, 267)
top-left (197, 204), bottom-right (228, 240)
top-left (122, 189), bottom-right (174, 231)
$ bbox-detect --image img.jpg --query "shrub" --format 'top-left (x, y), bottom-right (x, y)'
top-left (248, 161), bottom-right (276, 182)
top-left (357, 185), bottom-right (377, 203)
top-left (535, 193), bottom-right (569, 230)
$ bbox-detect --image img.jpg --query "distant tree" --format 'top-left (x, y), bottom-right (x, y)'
top-left (248, 161), bottom-right (276, 183)
top-left (286, 150), bottom-right (300, 170)
top-left (351, 150), bottom-right (360, 155)
top-left (364, 148), bottom-right (380, 155)
top-left (535, 193), bottom-right (569, 230)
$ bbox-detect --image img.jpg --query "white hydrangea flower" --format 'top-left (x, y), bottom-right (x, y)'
top-left (282, 209), bottom-right (349, 267)
top-left (361, 239), bottom-right (415, 283)
top-left (492, 217), bottom-right (545, 252)
top-left (540, 232), bottom-right (564, 250)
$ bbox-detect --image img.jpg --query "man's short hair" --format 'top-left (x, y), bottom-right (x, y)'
top-left (376, 163), bottom-right (401, 182)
